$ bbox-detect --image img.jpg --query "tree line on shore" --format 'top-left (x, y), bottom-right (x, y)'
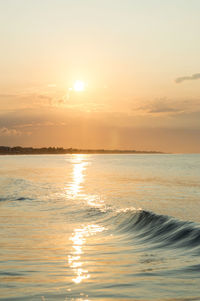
top-left (0, 146), bottom-right (162, 155)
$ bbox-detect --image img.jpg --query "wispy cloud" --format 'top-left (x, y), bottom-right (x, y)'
top-left (139, 99), bottom-right (184, 115)
top-left (175, 73), bottom-right (200, 84)
top-left (0, 127), bottom-right (22, 137)
top-left (0, 93), bottom-right (17, 98)
top-left (47, 84), bottom-right (57, 88)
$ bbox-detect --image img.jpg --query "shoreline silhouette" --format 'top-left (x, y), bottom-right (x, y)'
top-left (0, 146), bottom-right (163, 155)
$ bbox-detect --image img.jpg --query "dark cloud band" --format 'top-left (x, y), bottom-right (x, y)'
top-left (175, 73), bottom-right (200, 83)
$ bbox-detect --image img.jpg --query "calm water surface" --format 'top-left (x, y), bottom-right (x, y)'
top-left (0, 154), bottom-right (200, 300)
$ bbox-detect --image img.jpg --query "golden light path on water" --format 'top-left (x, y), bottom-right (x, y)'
top-left (69, 224), bottom-right (105, 284)
top-left (67, 155), bottom-right (88, 198)
top-left (66, 155), bottom-right (105, 207)
top-left (66, 155), bottom-right (105, 286)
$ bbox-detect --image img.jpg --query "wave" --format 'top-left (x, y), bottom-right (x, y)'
top-left (103, 208), bottom-right (200, 252)
top-left (0, 196), bottom-right (33, 202)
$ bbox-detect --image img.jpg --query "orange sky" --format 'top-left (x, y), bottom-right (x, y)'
top-left (0, 0), bottom-right (200, 152)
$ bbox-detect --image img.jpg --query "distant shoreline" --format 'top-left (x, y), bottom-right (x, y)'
top-left (0, 146), bottom-right (163, 155)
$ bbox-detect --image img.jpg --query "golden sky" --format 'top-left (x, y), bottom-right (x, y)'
top-left (0, 0), bottom-right (200, 152)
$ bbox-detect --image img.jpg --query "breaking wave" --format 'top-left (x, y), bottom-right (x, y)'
top-left (101, 208), bottom-right (200, 252)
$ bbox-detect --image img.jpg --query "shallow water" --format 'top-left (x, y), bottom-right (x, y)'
top-left (0, 154), bottom-right (200, 300)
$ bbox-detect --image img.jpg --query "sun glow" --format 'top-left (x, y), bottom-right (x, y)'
top-left (73, 80), bottom-right (85, 92)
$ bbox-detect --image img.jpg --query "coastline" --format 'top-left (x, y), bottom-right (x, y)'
top-left (0, 146), bottom-right (163, 155)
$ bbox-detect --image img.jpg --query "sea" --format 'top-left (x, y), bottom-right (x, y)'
top-left (0, 154), bottom-right (200, 301)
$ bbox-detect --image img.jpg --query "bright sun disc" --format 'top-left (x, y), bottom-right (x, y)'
top-left (73, 80), bottom-right (85, 92)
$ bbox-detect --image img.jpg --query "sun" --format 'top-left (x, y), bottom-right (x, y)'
top-left (73, 80), bottom-right (85, 92)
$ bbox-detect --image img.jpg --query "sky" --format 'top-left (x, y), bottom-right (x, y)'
top-left (0, 0), bottom-right (200, 153)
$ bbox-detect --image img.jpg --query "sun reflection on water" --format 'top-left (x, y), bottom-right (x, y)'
top-left (67, 155), bottom-right (88, 198)
top-left (66, 155), bottom-right (105, 210)
top-left (69, 224), bottom-right (105, 284)
top-left (66, 155), bottom-right (106, 285)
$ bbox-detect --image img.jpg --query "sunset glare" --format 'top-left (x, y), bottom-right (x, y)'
top-left (0, 0), bottom-right (200, 153)
top-left (73, 80), bottom-right (85, 92)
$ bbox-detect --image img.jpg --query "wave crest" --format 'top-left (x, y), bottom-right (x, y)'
top-left (107, 209), bottom-right (200, 251)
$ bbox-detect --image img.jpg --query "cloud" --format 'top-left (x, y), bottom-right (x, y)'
top-left (148, 103), bottom-right (180, 114)
top-left (0, 93), bottom-right (17, 98)
top-left (175, 73), bottom-right (200, 84)
top-left (139, 99), bottom-right (183, 115)
top-left (0, 127), bottom-right (22, 137)
top-left (47, 84), bottom-right (57, 88)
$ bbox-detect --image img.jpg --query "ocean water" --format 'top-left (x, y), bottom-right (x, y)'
top-left (0, 154), bottom-right (200, 301)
